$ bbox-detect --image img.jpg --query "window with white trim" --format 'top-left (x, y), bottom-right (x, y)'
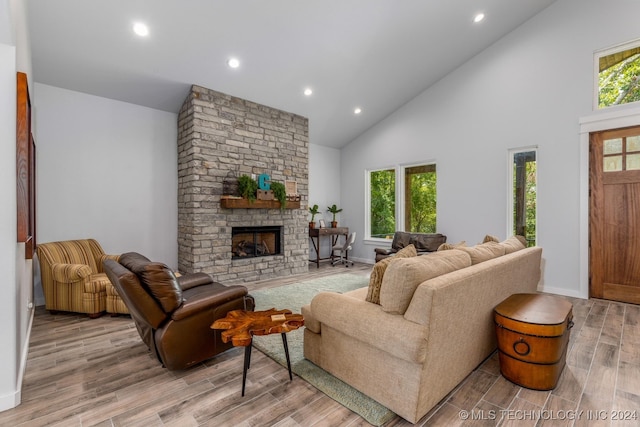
top-left (596, 39), bottom-right (640, 109)
top-left (366, 163), bottom-right (437, 240)
top-left (508, 148), bottom-right (537, 246)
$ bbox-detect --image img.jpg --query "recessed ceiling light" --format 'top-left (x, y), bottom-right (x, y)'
top-left (227, 58), bottom-right (240, 69)
top-left (473, 13), bottom-right (485, 23)
top-left (304, 88), bottom-right (313, 96)
top-left (354, 107), bottom-right (362, 115)
top-left (133, 22), bottom-right (149, 37)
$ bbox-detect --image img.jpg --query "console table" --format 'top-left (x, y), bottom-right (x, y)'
top-left (309, 227), bottom-right (349, 268)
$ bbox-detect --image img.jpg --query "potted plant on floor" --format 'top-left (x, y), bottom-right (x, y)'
top-left (327, 204), bottom-right (342, 228)
top-left (309, 204), bottom-right (319, 229)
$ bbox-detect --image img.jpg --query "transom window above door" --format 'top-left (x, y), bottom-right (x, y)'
top-left (596, 39), bottom-right (640, 109)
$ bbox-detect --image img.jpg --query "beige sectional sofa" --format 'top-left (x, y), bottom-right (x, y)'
top-left (302, 239), bottom-right (542, 423)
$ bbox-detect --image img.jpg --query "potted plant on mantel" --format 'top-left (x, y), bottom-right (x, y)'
top-left (237, 175), bottom-right (258, 203)
top-left (309, 204), bottom-right (319, 229)
top-left (270, 181), bottom-right (287, 211)
top-left (327, 204), bottom-right (343, 228)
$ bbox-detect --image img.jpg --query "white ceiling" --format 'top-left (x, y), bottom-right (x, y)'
top-left (26, 0), bottom-right (557, 148)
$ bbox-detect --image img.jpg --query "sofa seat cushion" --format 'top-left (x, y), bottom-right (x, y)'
top-left (457, 241), bottom-right (506, 264)
top-left (366, 244), bottom-right (417, 304)
top-left (380, 249), bottom-right (471, 314)
top-left (310, 290), bottom-right (429, 364)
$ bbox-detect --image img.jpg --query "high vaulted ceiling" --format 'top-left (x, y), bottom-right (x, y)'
top-left (27, 0), bottom-right (556, 148)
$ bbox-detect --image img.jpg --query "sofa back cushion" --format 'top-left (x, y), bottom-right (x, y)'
top-left (120, 252), bottom-right (183, 313)
top-left (380, 249), bottom-right (471, 314)
top-left (456, 241), bottom-right (506, 265)
top-left (499, 235), bottom-right (527, 254)
top-left (366, 244), bottom-right (417, 304)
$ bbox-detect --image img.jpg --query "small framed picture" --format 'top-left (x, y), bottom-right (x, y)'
top-left (318, 219), bottom-right (326, 228)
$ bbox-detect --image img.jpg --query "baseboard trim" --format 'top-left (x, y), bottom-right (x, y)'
top-left (0, 305), bottom-right (35, 412)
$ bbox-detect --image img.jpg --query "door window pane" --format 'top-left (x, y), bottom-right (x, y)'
top-left (604, 138), bottom-right (623, 154)
top-left (627, 135), bottom-right (640, 152)
top-left (604, 156), bottom-right (623, 171)
top-left (627, 153), bottom-right (640, 170)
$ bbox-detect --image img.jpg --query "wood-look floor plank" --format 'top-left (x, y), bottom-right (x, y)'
top-left (499, 397), bottom-right (538, 427)
top-left (483, 376), bottom-right (520, 409)
top-left (447, 370), bottom-right (499, 411)
top-left (538, 394), bottom-right (576, 427)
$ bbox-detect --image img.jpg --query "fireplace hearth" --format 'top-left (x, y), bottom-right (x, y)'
top-left (232, 226), bottom-right (282, 259)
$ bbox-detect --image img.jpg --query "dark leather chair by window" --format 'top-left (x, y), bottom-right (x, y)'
top-left (374, 232), bottom-right (446, 262)
top-left (103, 252), bottom-right (254, 370)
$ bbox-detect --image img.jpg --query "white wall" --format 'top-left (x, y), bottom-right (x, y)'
top-left (308, 143), bottom-right (342, 258)
top-left (0, 39), bottom-right (19, 413)
top-left (341, 0), bottom-right (640, 297)
top-left (34, 84), bottom-right (179, 285)
top-left (0, 0), bottom-right (33, 411)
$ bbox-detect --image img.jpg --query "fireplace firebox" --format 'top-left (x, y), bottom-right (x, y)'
top-left (232, 226), bottom-right (282, 259)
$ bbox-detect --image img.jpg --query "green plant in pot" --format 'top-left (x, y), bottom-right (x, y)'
top-left (309, 204), bottom-right (319, 229)
top-left (327, 204), bottom-right (343, 228)
top-left (270, 181), bottom-right (287, 211)
top-left (238, 175), bottom-right (258, 203)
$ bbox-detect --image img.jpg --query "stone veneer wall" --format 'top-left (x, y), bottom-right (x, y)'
top-left (177, 85), bottom-right (309, 282)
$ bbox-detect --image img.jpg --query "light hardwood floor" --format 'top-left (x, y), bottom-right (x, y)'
top-left (1, 262), bottom-right (639, 426)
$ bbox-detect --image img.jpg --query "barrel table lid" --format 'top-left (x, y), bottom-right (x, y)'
top-left (495, 293), bottom-right (572, 326)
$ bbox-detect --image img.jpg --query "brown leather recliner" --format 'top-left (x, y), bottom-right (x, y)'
top-left (103, 252), bottom-right (254, 370)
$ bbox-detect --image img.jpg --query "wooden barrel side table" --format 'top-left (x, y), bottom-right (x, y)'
top-left (494, 293), bottom-right (573, 390)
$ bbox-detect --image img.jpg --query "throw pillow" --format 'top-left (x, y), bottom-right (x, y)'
top-left (500, 235), bottom-right (527, 254)
top-left (482, 234), bottom-right (500, 243)
top-left (366, 244), bottom-right (417, 304)
top-left (379, 249), bottom-right (472, 314)
top-left (437, 241), bottom-right (466, 251)
top-left (457, 241), bottom-right (506, 265)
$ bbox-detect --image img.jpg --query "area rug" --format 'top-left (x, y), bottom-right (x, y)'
top-left (250, 273), bottom-right (396, 426)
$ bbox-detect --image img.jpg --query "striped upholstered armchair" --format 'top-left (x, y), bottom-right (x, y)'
top-left (36, 239), bottom-right (128, 317)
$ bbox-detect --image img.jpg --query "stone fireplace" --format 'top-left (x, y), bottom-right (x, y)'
top-left (177, 85), bottom-right (309, 282)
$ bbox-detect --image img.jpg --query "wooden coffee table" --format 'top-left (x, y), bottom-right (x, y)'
top-left (211, 308), bottom-right (304, 396)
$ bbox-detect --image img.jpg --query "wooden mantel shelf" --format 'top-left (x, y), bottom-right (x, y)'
top-left (220, 198), bottom-right (301, 209)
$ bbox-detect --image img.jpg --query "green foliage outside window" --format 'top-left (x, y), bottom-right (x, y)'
top-left (406, 167), bottom-right (437, 233)
top-left (370, 169), bottom-right (395, 238)
top-left (512, 156), bottom-right (536, 247)
top-left (370, 165), bottom-right (437, 238)
top-left (599, 52), bottom-right (640, 108)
